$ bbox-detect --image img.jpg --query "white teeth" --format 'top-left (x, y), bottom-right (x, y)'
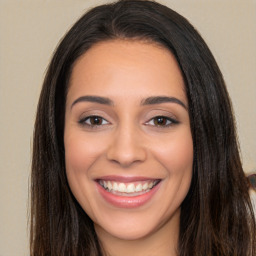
top-left (118, 183), bottom-right (126, 192)
top-left (126, 183), bottom-right (135, 193)
top-left (107, 181), bottom-right (112, 190)
top-left (113, 182), bottom-right (118, 191)
top-left (100, 180), bottom-right (158, 194)
top-left (142, 183), bottom-right (148, 190)
top-left (135, 184), bottom-right (142, 192)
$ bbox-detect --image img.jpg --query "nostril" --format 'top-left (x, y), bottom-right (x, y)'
top-left (106, 143), bottom-right (147, 167)
top-left (106, 127), bottom-right (147, 166)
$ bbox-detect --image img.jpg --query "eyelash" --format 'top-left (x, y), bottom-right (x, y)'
top-left (78, 115), bottom-right (179, 128)
top-left (146, 116), bottom-right (179, 127)
top-left (79, 115), bottom-right (109, 127)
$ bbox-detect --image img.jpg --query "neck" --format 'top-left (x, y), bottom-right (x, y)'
top-left (95, 209), bottom-right (180, 256)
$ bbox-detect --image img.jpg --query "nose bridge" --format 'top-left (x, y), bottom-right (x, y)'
top-left (106, 119), bottom-right (146, 167)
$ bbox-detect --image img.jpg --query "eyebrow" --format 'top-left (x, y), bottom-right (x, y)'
top-left (71, 95), bottom-right (114, 108)
top-left (71, 95), bottom-right (187, 110)
top-left (141, 96), bottom-right (187, 110)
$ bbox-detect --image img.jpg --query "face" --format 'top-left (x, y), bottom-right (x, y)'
top-left (64, 40), bottom-right (193, 242)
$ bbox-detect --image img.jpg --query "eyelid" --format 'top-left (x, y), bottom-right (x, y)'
top-left (145, 115), bottom-right (179, 127)
top-left (78, 115), bottom-right (110, 127)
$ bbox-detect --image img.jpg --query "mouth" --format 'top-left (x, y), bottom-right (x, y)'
top-left (96, 177), bottom-right (162, 208)
top-left (98, 179), bottom-right (160, 197)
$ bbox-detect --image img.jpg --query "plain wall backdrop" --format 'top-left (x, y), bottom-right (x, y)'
top-left (0, 0), bottom-right (255, 255)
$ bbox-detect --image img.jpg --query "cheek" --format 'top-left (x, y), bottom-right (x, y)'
top-left (153, 128), bottom-right (193, 177)
top-left (64, 132), bottom-right (106, 173)
top-left (168, 131), bottom-right (193, 205)
top-left (64, 132), bottom-right (107, 217)
top-left (64, 132), bottom-right (104, 203)
top-left (156, 129), bottom-right (193, 210)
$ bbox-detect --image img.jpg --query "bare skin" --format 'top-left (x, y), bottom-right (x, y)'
top-left (64, 40), bottom-right (193, 256)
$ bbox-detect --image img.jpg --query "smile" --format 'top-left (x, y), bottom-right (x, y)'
top-left (96, 177), bottom-right (162, 208)
top-left (99, 180), bottom-right (160, 196)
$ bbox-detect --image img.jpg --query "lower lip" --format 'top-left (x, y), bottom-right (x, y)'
top-left (96, 181), bottom-right (161, 208)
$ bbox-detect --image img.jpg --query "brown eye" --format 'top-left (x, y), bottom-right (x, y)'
top-left (88, 116), bottom-right (103, 125)
top-left (80, 116), bottom-right (109, 126)
top-left (146, 116), bottom-right (179, 127)
top-left (153, 116), bottom-right (169, 126)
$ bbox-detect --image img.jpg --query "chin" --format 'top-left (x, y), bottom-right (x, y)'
top-left (93, 204), bottom-right (181, 242)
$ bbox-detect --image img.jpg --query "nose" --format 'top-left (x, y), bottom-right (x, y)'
top-left (106, 124), bottom-right (147, 167)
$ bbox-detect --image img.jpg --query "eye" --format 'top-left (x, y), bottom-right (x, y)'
top-left (146, 116), bottom-right (178, 127)
top-left (79, 115), bottom-right (109, 126)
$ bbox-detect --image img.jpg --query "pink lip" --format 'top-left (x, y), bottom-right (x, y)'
top-left (96, 177), bottom-right (161, 208)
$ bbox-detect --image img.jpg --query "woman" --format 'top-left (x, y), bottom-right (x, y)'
top-left (30, 0), bottom-right (256, 255)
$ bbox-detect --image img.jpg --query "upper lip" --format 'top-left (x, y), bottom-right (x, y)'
top-left (95, 175), bottom-right (161, 182)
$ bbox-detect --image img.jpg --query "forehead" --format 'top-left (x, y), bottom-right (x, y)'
top-left (67, 39), bottom-right (186, 104)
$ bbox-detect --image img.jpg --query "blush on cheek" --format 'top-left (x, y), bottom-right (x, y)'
top-left (64, 134), bottom-right (107, 181)
top-left (65, 134), bottom-right (91, 159)
top-left (156, 142), bottom-right (193, 170)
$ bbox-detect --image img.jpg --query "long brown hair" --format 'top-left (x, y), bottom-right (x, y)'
top-left (30, 0), bottom-right (256, 255)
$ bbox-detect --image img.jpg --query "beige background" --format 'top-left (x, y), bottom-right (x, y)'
top-left (0, 0), bottom-right (255, 255)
